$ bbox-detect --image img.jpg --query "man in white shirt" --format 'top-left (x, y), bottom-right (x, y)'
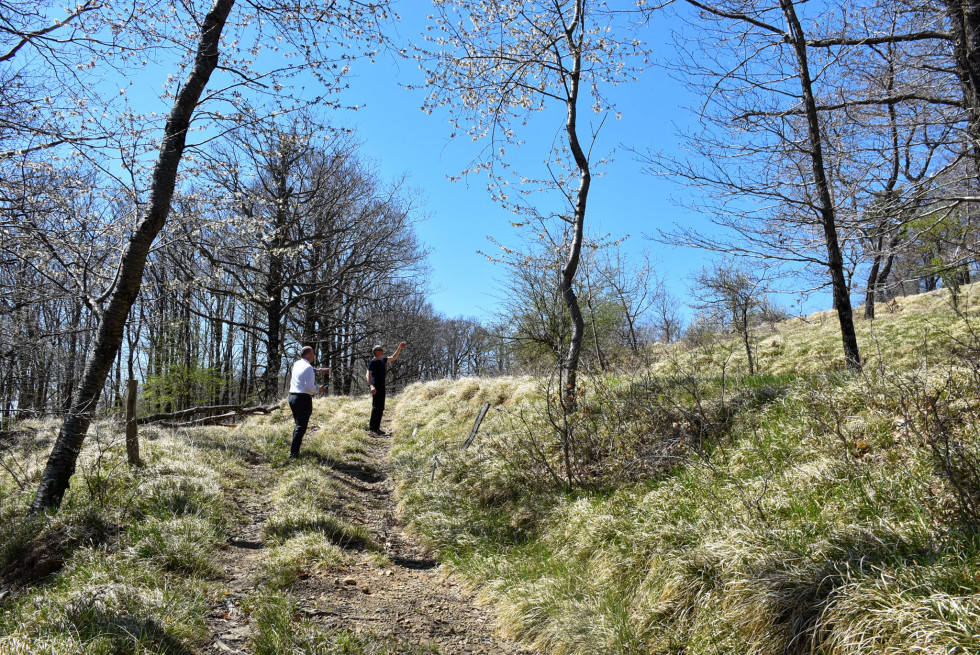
top-left (288, 346), bottom-right (329, 458)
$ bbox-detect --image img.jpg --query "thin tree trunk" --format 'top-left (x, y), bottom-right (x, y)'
top-left (125, 379), bottom-right (141, 466)
top-left (865, 255), bottom-right (882, 320)
top-left (222, 300), bottom-right (235, 405)
top-left (62, 304), bottom-right (80, 411)
top-left (780, 0), bottom-right (861, 371)
top-left (740, 307), bottom-right (755, 376)
top-left (264, 269), bottom-right (283, 403)
top-left (29, 0), bottom-right (236, 513)
top-left (867, 76), bottom-right (902, 321)
top-left (559, 0), bottom-right (589, 407)
top-left (114, 336), bottom-right (123, 410)
top-left (262, 163), bottom-right (288, 403)
top-left (240, 329), bottom-right (252, 402)
top-left (586, 291), bottom-right (605, 371)
top-left (342, 301), bottom-right (354, 395)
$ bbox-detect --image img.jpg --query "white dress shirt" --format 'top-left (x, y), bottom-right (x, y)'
top-left (289, 359), bottom-right (319, 395)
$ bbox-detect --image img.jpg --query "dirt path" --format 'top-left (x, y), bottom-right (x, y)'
top-left (203, 424), bottom-right (535, 655)
top-left (204, 461), bottom-right (277, 654)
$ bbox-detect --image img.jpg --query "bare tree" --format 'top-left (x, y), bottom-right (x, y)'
top-left (801, 0), bottom-right (980, 295)
top-left (596, 249), bottom-right (663, 352)
top-left (692, 261), bottom-right (769, 375)
top-left (27, 0), bottom-right (395, 512)
top-left (417, 0), bottom-right (646, 404)
top-left (651, 0), bottom-right (873, 370)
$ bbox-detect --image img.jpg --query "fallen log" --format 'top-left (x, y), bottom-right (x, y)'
top-left (0, 428), bottom-right (38, 444)
top-left (137, 403), bottom-right (283, 426)
top-left (158, 412), bottom-right (242, 428)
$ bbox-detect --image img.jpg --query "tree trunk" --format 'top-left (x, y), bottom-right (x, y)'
top-left (114, 336), bottom-right (123, 410)
top-left (867, 75), bottom-right (902, 322)
top-left (125, 379), bottom-right (141, 467)
top-left (945, 0), bottom-right (980, 180)
top-left (262, 160), bottom-right (289, 403)
top-left (559, 1), bottom-right (589, 408)
top-left (264, 283), bottom-right (282, 403)
top-left (29, 0), bottom-right (236, 513)
top-left (586, 292), bottom-right (605, 371)
top-left (780, 0), bottom-right (861, 371)
top-left (865, 255), bottom-right (882, 320)
top-left (878, 252), bottom-right (896, 297)
top-left (739, 307), bottom-right (755, 376)
top-left (923, 252), bottom-right (939, 291)
top-left (62, 304), bottom-right (80, 411)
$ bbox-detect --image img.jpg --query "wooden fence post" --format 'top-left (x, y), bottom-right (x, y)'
top-left (125, 379), bottom-right (141, 466)
top-left (462, 402), bottom-right (491, 449)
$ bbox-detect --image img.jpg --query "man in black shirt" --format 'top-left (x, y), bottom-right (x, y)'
top-left (367, 341), bottom-right (406, 434)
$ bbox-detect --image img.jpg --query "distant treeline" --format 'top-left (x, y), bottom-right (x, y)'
top-left (0, 118), bottom-right (515, 420)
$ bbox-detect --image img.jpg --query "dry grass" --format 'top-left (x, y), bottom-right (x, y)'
top-left (261, 532), bottom-right (346, 589)
top-left (0, 389), bottom-right (407, 654)
top-left (664, 282), bottom-right (980, 378)
top-left (390, 284), bottom-right (980, 655)
top-left (0, 413), bottom-right (284, 653)
top-left (1, 285), bottom-right (976, 654)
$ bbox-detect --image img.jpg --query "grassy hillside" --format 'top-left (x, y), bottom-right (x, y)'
top-left (1, 284), bottom-right (978, 654)
top-left (390, 284), bottom-right (980, 655)
top-left (0, 398), bottom-right (411, 654)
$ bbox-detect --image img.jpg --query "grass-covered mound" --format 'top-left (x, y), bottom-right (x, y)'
top-left (0, 395), bottom-right (383, 654)
top-left (0, 420), bottom-right (240, 653)
top-left (391, 284), bottom-right (980, 655)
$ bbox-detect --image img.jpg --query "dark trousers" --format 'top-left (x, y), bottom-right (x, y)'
top-left (369, 388), bottom-right (386, 432)
top-left (288, 393), bottom-right (313, 456)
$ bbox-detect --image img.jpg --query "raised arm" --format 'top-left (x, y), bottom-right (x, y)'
top-left (388, 341), bottom-right (407, 362)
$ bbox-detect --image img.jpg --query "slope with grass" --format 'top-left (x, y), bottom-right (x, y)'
top-left (0, 391), bottom-right (535, 653)
top-left (390, 284), bottom-right (980, 655)
top-left (2, 284), bottom-right (978, 655)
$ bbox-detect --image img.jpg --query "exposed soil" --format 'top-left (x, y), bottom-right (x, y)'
top-left (203, 423), bottom-right (535, 655)
top-left (0, 532), bottom-right (69, 588)
top-left (204, 462), bottom-right (276, 654)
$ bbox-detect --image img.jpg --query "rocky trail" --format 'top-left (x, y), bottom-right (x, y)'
top-left (202, 422), bottom-right (535, 655)
top-left (204, 460), bottom-right (276, 654)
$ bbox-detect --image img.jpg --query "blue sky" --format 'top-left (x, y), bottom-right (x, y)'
top-left (115, 3), bottom-right (826, 322)
top-left (326, 9), bottom-right (717, 322)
